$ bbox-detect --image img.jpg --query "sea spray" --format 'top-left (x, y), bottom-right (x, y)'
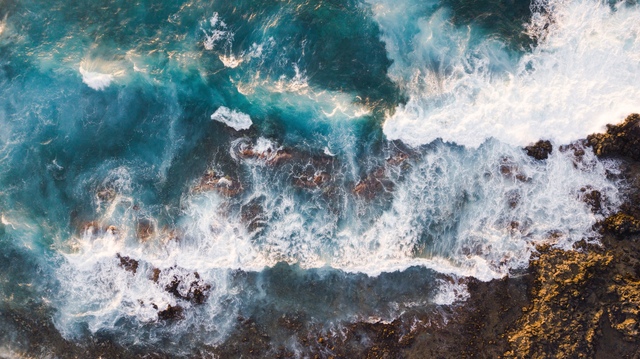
top-left (376, 0), bottom-right (640, 147)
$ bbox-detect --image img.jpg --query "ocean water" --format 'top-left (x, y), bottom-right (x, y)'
top-left (0, 0), bottom-right (637, 356)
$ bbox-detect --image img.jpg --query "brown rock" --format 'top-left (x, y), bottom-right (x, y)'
top-left (587, 113), bottom-right (640, 160)
top-left (353, 167), bottom-right (393, 200)
top-left (116, 254), bottom-right (139, 274)
top-left (193, 170), bottom-right (243, 197)
top-left (524, 140), bottom-right (553, 160)
top-left (164, 272), bottom-right (212, 305)
top-left (157, 305), bottom-right (184, 321)
top-left (602, 213), bottom-right (640, 236)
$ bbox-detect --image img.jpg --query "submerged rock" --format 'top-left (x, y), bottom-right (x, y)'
top-left (499, 157), bottom-right (530, 182)
top-left (353, 167), bottom-right (393, 200)
top-left (587, 113), bottom-right (640, 159)
top-left (524, 140), bottom-right (553, 160)
top-left (241, 198), bottom-right (266, 233)
top-left (136, 218), bottom-right (154, 242)
top-left (96, 187), bottom-right (117, 202)
top-left (277, 312), bottom-right (305, 331)
top-left (193, 170), bottom-right (243, 197)
top-left (292, 170), bottom-right (331, 189)
top-left (386, 151), bottom-right (410, 167)
top-left (235, 138), bottom-right (295, 166)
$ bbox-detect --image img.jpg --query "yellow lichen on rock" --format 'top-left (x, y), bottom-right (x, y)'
top-left (504, 247), bottom-right (612, 358)
top-left (608, 279), bottom-right (640, 340)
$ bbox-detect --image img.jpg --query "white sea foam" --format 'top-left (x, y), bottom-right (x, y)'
top-left (211, 106), bottom-right (252, 130)
top-left (79, 67), bottom-right (113, 91)
top-left (433, 277), bottom-right (470, 305)
top-left (78, 58), bottom-right (127, 91)
top-left (222, 138), bottom-right (617, 280)
top-left (202, 13), bottom-right (230, 51)
top-left (372, 0), bottom-right (640, 147)
top-left (53, 140), bottom-right (620, 342)
top-left (55, 189), bottom-right (241, 344)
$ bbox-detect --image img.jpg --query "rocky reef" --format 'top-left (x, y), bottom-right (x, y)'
top-left (6, 115), bottom-right (640, 358)
top-left (587, 114), bottom-right (640, 160)
top-left (202, 115), bottom-right (640, 358)
top-left (524, 140), bottom-right (553, 160)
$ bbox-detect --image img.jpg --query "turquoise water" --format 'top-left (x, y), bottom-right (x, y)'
top-left (0, 0), bottom-right (638, 356)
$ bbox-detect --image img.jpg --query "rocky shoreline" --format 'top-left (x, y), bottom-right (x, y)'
top-left (4, 116), bottom-right (640, 358)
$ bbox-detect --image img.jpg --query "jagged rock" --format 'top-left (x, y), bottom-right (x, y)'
top-left (386, 151), bottom-right (410, 166)
top-left (505, 247), bottom-right (613, 358)
top-left (116, 254), bottom-right (139, 274)
top-left (587, 113), bottom-right (640, 160)
top-left (165, 272), bottom-right (212, 305)
top-left (353, 167), bottom-right (394, 200)
top-left (524, 140), bottom-right (553, 160)
top-left (559, 140), bottom-right (587, 163)
top-left (602, 213), bottom-right (640, 236)
top-left (158, 305), bottom-right (184, 321)
top-left (581, 187), bottom-right (602, 213)
top-left (353, 180), bottom-right (382, 199)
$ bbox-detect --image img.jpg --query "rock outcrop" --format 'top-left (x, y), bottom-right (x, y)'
top-left (524, 140), bottom-right (553, 160)
top-left (587, 113), bottom-right (640, 159)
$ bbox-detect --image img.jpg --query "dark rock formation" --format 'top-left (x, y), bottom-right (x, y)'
top-left (504, 244), bottom-right (612, 358)
top-left (582, 187), bottom-right (602, 213)
top-left (235, 140), bottom-right (294, 166)
top-left (158, 305), bottom-right (184, 321)
top-left (293, 170), bottom-right (331, 189)
top-left (587, 113), bottom-right (640, 159)
top-left (151, 268), bottom-right (161, 283)
top-left (116, 254), bottom-right (139, 274)
top-left (602, 212), bottom-right (640, 237)
top-left (212, 317), bottom-right (272, 358)
top-left (277, 312), bottom-right (305, 331)
top-left (524, 140), bottom-right (553, 160)
top-left (164, 272), bottom-right (212, 305)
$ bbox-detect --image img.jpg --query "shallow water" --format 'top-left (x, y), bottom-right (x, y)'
top-left (0, 0), bottom-right (637, 355)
